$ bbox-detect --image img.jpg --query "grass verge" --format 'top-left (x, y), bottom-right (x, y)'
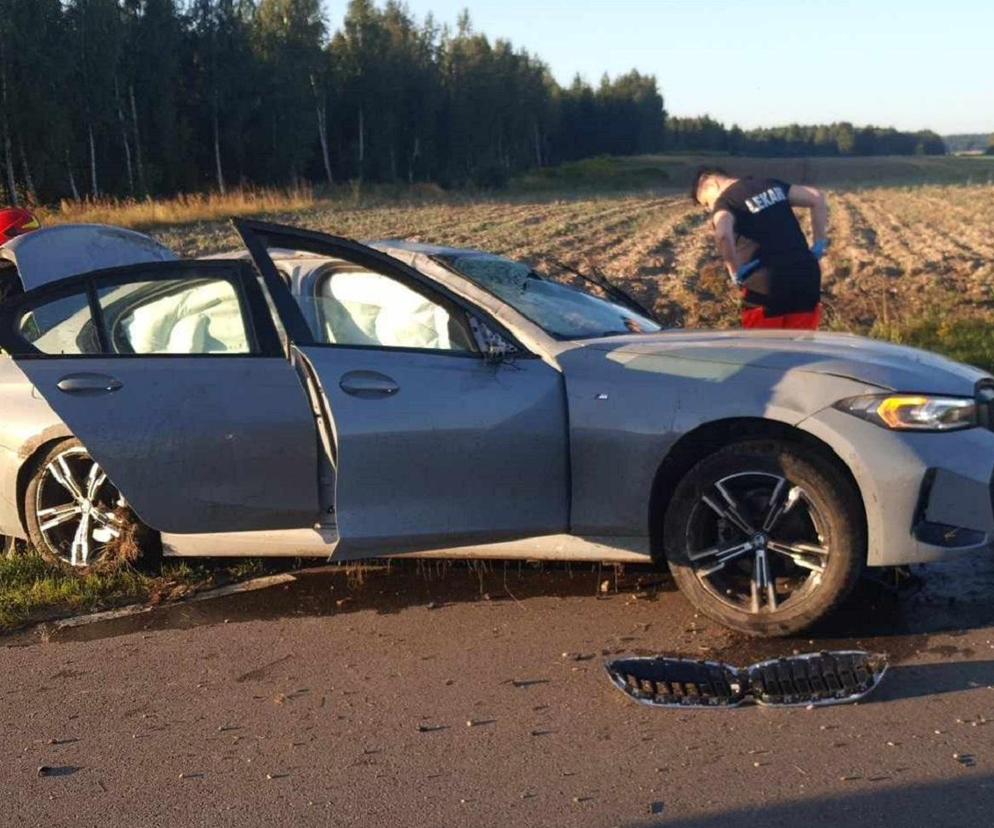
top-left (0, 553), bottom-right (153, 631)
top-left (0, 552), bottom-right (267, 633)
top-left (872, 315), bottom-right (994, 373)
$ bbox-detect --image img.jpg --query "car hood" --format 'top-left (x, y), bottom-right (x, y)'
top-left (581, 330), bottom-right (990, 396)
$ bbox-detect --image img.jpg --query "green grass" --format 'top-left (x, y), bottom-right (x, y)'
top-left (0, 552), bottom-right (271, 633)
top-left (873, 315), bottom-right (994, 373)
top-left (0, 553), bottom-right (152, 630)
top-left (512, 156), bottom-right (673, 192)
top-left (512, 153), bottom-right (994, 194)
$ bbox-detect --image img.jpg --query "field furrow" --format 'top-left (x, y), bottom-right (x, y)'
top-left (160, 180), bottom-right (994, 334)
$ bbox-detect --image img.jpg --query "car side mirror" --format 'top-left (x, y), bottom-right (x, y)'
top-left (483, 339), bottom-right (516, 366)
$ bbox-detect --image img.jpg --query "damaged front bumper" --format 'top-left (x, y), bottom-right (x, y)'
top-left (801, 408), bottom-right (994, 566)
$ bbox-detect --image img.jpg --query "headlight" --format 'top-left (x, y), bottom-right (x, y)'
top-left (834, 394), bottom-right (977, 431)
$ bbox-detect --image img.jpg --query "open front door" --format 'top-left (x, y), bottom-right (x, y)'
top-left (236, 219), bottom-right (570, 555)
top-left (0, 260), bottom-right (319, 534)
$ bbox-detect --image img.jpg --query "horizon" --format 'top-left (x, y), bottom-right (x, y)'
top-left (323, 0), bottom-right (993, 135)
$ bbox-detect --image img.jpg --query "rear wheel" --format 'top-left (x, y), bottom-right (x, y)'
top-left (24, 439), bottom-right (157, 569)
top-left (664, 440), bottom-right (864, 637)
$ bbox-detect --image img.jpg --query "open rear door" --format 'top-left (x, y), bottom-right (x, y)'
top-left (0, 259), bottom-right (319, 534)
top-left (236, 219), bottom-right (570, 555)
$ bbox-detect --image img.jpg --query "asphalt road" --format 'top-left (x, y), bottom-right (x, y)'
top-left (3, 556), bottom-right (994, 827)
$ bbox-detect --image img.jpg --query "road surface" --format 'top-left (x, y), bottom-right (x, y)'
top-left (3, 557), bottom-right (994, 826)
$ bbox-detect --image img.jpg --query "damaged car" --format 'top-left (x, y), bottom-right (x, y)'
top-left (1, 220), bottom-right (993, 636)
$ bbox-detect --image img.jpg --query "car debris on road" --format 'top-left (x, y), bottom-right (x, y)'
top-left (606, 650), bottom-right (888, 708)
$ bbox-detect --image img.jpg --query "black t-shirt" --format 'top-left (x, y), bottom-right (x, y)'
top-left (713, 177), bottom-right (820, 315)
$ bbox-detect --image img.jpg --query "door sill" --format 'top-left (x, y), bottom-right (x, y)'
top-left (162, 526), bottom-right (339, 558)
top-left (162, 530), bottom-right (649, 564)
top-left (379, 534), bottom-right (650, 564)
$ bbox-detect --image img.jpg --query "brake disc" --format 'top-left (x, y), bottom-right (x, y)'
top-left (606, 650), bottom-right (887, 709)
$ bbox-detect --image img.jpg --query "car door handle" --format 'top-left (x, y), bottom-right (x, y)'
top-left (339, 370), bottom-right (399, 398)
top-left (56, 373), bottom-right (124, 395)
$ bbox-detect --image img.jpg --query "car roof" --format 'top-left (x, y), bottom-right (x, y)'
top-left (0, 224), bottom-right (178, 291)
top-left (370, 239), bottom-right (493, 259)
top-left (0, 223), bottom-right (505, 293)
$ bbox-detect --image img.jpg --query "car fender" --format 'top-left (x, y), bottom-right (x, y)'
top-left (0, 359), bottom-right (73, 538)
top-left (557, 344), bottom-right (882, 538)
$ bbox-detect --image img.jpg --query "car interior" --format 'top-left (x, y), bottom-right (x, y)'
top-left (102, 279), bottom-right (250, 355)
top-left (9, 254), bottom-right (495, 358)
top-left (280, 258), bottom-right (477, 352)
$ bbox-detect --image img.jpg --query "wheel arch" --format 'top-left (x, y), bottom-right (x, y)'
top-left (15, 432), bottom-right (74, 536)
top-left (648, 417), bottom-right (866, 562)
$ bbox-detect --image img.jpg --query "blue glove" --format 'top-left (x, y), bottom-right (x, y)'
top-left (811, 239), bottom-right (830, 260)
top-left (735, 259), bottom-right (762, 285)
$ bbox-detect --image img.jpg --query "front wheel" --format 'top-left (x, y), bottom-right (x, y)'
top-left (24, 439), bottom-right (157, 569)
top-left (664, 440), bottom-right (865, 637)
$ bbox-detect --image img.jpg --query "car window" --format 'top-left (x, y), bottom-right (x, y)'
top-left (6, 266), bottom-right (261, 357)
top-left (15, 291), bottom-right (101, 355)
top-left (437, 253), bottom-right (661, 340)
top-left (309, 262), bottom-right (475, 352)
top-left (98, 277), bottom-right (250, 355)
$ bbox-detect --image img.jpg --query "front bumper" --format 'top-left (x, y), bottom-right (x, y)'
top-left (801, 408), bottom-right (994, 566)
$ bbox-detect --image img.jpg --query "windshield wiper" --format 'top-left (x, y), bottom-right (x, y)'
top-left (547, 258), bottom-right (660, 325)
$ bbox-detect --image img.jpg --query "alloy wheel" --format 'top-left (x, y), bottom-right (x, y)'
top-left (34, 446), bottom-right (126, 567)
top-left (684, 471), bottom-right (830, 614)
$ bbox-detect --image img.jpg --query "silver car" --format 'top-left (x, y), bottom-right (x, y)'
top-left (1, 220), bottom-right (992, 636)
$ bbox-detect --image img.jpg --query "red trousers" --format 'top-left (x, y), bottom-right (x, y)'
top-left (742, 303), bottom-right (822, 330)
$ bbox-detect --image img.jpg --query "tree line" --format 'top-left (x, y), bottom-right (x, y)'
top-left (667, 116), bottom-right (947, 157)
top-left (0, 0), bottom-right (953, 207)
top-left (0, 0), bottom-right (667, 204)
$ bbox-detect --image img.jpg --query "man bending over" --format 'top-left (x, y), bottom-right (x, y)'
top-left (691, 167), bottom-right (829, 330)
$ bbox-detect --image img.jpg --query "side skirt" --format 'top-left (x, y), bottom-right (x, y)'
top-left (162, 530), bottom-right (650, 564)
top-left (162, 527), bottom-right (339, 558)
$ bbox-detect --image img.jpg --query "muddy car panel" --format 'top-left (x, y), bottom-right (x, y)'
top-left (233, 221), bottom-right (571, 553)
top-left (802, 406), bottom-right (994, 564)
top-left (554, 342), bottom-right (885, 537)
top-left (0, 358), bottom-right (71, 538)
top-left (0, 260), bottom-right (321, 535)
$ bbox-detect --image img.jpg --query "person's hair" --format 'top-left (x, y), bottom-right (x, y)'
top-left (689, 166), bottom-right (728, 203)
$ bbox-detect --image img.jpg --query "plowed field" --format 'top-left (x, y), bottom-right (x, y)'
top-left (161, 175), bottom-right (994, 335)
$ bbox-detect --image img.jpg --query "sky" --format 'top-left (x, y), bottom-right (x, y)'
top-left (323, 0), bottom-right (993, 134)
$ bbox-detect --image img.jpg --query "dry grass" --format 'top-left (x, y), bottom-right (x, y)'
top-left (37, 186), bottom-right (320, 232)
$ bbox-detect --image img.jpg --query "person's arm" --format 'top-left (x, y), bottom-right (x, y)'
top-left (787, 184), bottom-right (829, 245)
top-left (712, 209), bottom-right (740, 279)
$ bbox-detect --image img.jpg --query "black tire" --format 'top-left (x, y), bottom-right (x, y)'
top-left (24, 438), bottom-right (160, 570)
top-left (664, 440), bottom-right (865, 637)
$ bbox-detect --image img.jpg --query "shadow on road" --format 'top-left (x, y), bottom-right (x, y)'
top-left (872, 659), bottom-right (994, 703)
top-left (631, 773), bottom-right (994, 827)
top-left (37, 553), bottom-right (994, 665)
top-left (47, 559), bottom-right (658, 644)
